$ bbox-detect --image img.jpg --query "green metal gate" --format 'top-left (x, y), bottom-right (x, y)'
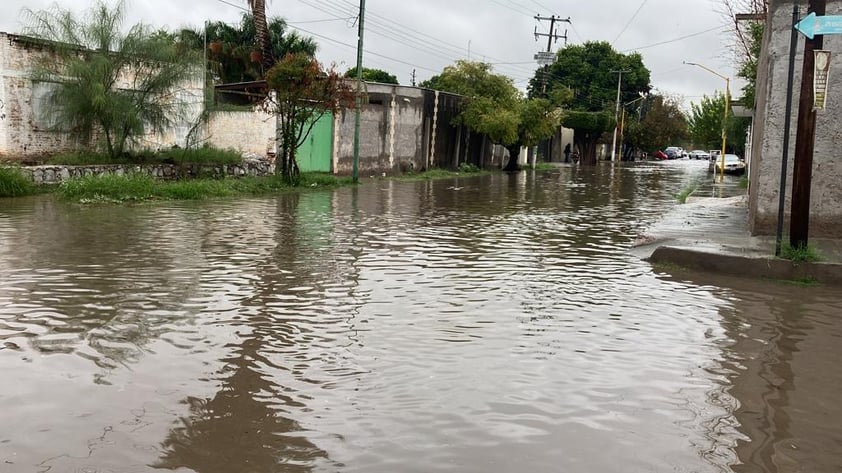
top-left (296, 113), bottom-right (333, 173)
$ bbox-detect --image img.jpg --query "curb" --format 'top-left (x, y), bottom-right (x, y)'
top-left (646, 246), bottom-right (842, 286)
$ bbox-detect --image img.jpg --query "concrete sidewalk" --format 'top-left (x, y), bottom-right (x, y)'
top-left (632, 194), bottom-right (842, 285)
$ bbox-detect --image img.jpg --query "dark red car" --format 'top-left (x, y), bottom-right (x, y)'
top-left (652, 150), bottom-right (668, 160)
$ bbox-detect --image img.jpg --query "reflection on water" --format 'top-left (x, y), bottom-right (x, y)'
top-left (1, 160), bottom-right (840, 472)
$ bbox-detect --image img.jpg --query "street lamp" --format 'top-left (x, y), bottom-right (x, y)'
top-left (618, 93), bottom-right (646, 162)
top-left (684, 61), bottom-right (730, 178)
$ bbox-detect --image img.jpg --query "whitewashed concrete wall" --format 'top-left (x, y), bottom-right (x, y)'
top-left (334, 83), bottom-right (427, 175)
top-left (0, 32), bottom-right (203, 162)
top-left (749, 1), bottom-right (842, 237)
top-left (204, 109), bottom-right (275, 157)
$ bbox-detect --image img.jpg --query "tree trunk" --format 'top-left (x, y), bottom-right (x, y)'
top-left (248, 0), bottom-right (273, 73)
top-left (504, 144), bottom-right (521, 172)
top-left (575, 134), bottom-right (600, 166)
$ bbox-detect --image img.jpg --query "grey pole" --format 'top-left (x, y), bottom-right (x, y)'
top-left (352, 0), bottom-right (366, 183)
top-left (776, 5), bottom-right (800, 256)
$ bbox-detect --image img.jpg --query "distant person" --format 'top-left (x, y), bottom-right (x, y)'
top-left (564, 143), bottom-right (571, 163)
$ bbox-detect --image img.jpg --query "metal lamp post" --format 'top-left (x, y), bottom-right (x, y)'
top-left (684, 61), bottom-right (730, 178)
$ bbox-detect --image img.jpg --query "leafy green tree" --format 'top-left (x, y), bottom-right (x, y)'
top-left (687, 93), bottom-right (749, 154)
top-left (736, 21), bottom-right (763, 107)
top-left (535, 41), bottom-right (651, 165)
top-left (264, 53), bottom-right (354, 182)
top-left (721, 0), bottom-right (767, 107)
top-left (194, 14), bottom-right (316, 86)
top-left (24, 0), bottom-right (201, 159)
top-left (421, 61), bottom-right (562, 171)
top-left (624, 94), bottom-right (687, 155)
top-left (344, 67), bottom-right (398, 85)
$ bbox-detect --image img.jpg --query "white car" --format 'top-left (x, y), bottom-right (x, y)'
top-left (710, 154), bottom-right (746, 174)
top-left (689, 150), bottom-right (710, 160)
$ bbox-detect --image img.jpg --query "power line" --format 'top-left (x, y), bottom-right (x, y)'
top-left (612, 0), bottom-right (649, 45)
top-left (620, 26), bottom-right (721, 53)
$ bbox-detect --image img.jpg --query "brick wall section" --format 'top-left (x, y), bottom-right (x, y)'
top-left (0, 34), bottom-right (78, 160)
top-left (0, 32), bottom-right (203, 163)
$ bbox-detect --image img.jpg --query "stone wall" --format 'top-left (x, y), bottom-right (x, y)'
top-left (16, 160), bottom-right (274, 185)
top-left (749, 1), bottom-right (842, 237)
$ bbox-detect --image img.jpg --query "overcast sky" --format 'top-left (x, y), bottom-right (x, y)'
top-left (1, 0), bottom-right (746, 109)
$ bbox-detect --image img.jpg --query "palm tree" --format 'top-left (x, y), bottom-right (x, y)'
top-left (247, 0), bottom-right (274, 73)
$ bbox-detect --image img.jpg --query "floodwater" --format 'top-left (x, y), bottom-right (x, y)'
top-left (1, 160), bottom-right (840, 473)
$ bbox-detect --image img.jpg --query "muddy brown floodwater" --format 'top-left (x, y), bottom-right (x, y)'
top-left (1, 160), bottom-right (840, 472)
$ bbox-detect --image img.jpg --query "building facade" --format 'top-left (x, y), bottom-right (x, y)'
top-left (749, 0), bottom-right (842, 237)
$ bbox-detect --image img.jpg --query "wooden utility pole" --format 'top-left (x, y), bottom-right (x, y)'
top-left (534, 15), bottom-right (569, 93)
top-left (790, 0), bottom-right (826, 248)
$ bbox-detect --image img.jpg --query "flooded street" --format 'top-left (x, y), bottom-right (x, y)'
top-left (1, 160), bottom-right (840, 473)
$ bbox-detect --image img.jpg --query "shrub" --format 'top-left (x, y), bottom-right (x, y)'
top-left (780, 242), bottom-right (821, 263)
top-left (0, 167), bottom-right (36, 197)
top-left (58, 173), bottom-right (156, 202)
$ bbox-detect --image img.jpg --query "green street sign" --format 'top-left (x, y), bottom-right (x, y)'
top-left (795, 12), bottom-right (842, 40)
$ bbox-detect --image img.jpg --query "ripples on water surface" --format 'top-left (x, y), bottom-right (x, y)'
top-left (1, 161), bottom-right (840, 472)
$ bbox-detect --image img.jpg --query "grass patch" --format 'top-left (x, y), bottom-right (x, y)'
top-left (0, 166), bottom-right (37, 197)
top-left (674, 181), bottom-right (699, 204)
top-left (57, 171), bottom-right (354, 203)
top-left (739, 176), bottom-right (749, 189)
top-left (776, 276), bottom-right (821, 287)
top-left (46, 147), bottom-right (243, 166)
top-left (779, 241), bottom-right (822, 263)
top-left (398, 164), bottom-right (485, 181)
top-left (529, 162), bottom-right (558, 171)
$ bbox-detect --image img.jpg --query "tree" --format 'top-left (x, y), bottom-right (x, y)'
top-left (624, 94), bottom-right (687, 156)
top-left (687, 93), bottom-right (749, 154)
top-left (191, 14), bottom-right (316, 86)
top-left (720, 0), bottom-right (767, 107)
top-left (24, 0), bottom-right (201, 159)
top-left (535, 41), bottom-right (651, 165)
top-left (247, 0), bottom-right (273, 72)
top-left (422, 61), bottom-right (562, 171)
top-left (344, 67), bottom-right (398, 85)
top-left (264, 53), bottom-right (354, 182)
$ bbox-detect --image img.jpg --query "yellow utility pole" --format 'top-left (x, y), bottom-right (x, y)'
top-left (684, 61), bottom-right (730, 178)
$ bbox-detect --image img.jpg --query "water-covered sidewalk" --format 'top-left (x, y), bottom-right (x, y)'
top-left (633, 193), bottom-right (842, 285)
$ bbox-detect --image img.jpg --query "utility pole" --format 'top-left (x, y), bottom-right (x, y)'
top-left (534, 15), bottom-right (570, 94)
top-left (609, 70), bottom-right (629, 162)
top-left (775, 5), bottom-right (800, 256)
top-left (352, 0), bottom-right (366, 184)
top-left (790, 0), bottom-right (826, 249)
top-left (411, 69), bottom-right (416, 87)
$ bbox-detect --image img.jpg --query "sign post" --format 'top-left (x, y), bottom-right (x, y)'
top-left (790, 0), bottom-right (829, 250)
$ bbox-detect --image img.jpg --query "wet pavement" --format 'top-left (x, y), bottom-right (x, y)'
top-left (632, 170), bottom-right (842, 284)
top-left (2, 159), bottom-right (842, 473)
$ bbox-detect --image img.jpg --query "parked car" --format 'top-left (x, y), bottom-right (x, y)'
top-left (709, 150), bottom-right (721, 161)
top-left (689, 150), bottom-right (710, 160)
top-left (709, 154), bottom-right (746, 174)
top-left (665, 147), bottom-right (681, 159)
top-left (652, 150), bottom-right (668, 160)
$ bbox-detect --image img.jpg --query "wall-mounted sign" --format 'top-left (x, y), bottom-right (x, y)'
top-left (814, 50), bottom-right (831, 110)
